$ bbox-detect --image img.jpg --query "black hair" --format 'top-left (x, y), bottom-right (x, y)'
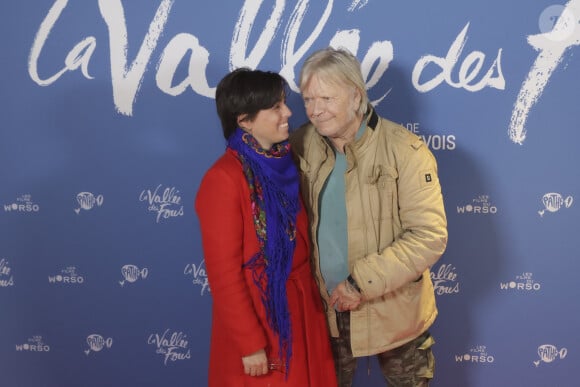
top-left (215, 68), bottom-right (288, 140)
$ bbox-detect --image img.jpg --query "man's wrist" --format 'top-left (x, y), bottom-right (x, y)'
top-left (346, 274), bottom-right (361, 293)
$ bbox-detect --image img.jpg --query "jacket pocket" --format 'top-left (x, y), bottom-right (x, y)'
top-left (367, 165), bottom-right (397, 221)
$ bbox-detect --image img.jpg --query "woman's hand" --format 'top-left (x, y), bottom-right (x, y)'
top-left (242, 348), bottom-right (268, 376)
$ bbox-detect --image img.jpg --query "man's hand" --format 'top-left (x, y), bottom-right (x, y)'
top-left (330, 279), bottom-right (363, 312)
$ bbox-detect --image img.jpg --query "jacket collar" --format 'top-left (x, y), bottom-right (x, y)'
top-left (313, 105), bottom-right (379, 156)
top-left (368, 106), bottom-right (379, 131)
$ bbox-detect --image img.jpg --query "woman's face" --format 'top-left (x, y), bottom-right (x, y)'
top-left (301, 75), bottom-right (361, 141)
top-left (241, 98), bottom-right (292, 150)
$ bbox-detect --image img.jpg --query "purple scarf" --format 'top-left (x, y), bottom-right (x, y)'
top-left (227, 127), bottom-right (299, 374)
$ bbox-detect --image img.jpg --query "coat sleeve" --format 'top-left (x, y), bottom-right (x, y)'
top-left (195, 159), bottom-right (268, 356)
top-left (352, 135), bottom-right (448, 299)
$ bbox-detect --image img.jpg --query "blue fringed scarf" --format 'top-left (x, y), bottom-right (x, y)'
top-left (227, 127), bottom-right (300, 375)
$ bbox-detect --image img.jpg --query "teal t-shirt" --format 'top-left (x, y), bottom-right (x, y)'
top-left (318, 119), bottom-right (367, 293)
top-left (318, 151), bottom-right (349, 293)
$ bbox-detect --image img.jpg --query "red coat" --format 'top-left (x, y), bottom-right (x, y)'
top-left (195, 148), bottom-right (337, 386)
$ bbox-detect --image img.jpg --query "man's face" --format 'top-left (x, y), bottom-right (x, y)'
top-left (301, 75), bottom-right (361, 141)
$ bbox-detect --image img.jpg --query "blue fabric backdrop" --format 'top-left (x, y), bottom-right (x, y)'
top-left (1, 1), bottom-right (578, 386)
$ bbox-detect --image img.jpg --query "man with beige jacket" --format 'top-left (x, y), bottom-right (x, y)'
top-left (290, 47), bottom-right (448, 387)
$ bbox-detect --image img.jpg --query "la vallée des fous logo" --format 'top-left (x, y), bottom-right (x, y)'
top-left (0, 259), bottom-right (14, 287)
top-left (430, 263), bottom-right (460, 296)
top-left (184, 259), bottom-right (210, 295)
top-left (147, 329), bottom-right (191, 365)
top-left (139, 184), bottom-right (184, 223)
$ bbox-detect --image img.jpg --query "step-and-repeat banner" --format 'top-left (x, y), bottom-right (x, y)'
top-left (1, 1), bottom-right (578, 386)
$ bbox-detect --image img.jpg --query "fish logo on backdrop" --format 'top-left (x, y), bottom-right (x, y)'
top-left (119, 264), bottom-right (149, 286)
top-left (455, 345), bottom-right (495, 364)
top-left (0, 259), bottom-right (15, 287)
top-left (3, 194), bottom-right (40, 213)
top-left (538, 192), bottom-right (573, 217)
top-left (74, 192), bottom-right (104, 214)
top-left (534, 344), bottom-right (567, 367)
top-left (84, 334), bottom-right (113, 355)
top-left (184, 259), bottom-right (210, 296)
top-left (500, 272), bottom-right (541, 292)
top-left (139, 185), bottom-right (184, 223)
top-left (430, 263), bottom-right (460, 296)
top-left (15, 336), bottom-right (50, 352)
top-left (457, 195), bottom-right (498, 215)
top-left (147, 329), bottom-right (191, 365)
top-left (48, 266), bottom-right (85, 285)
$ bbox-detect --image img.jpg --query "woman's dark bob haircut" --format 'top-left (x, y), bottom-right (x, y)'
top-left (215, 68), bottom-right (288, 140)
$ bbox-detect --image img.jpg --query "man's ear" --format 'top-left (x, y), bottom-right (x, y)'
top-left (353, 88), bottom-right (362, 107)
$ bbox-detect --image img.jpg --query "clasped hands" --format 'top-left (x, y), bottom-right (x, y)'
top-left (330, 278), bottom-right (363, 312)
top-left (241, 279), bottom-right (363, 377)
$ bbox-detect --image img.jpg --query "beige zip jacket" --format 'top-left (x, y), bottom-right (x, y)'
top-left (290, 108), bottom-right (448, 356)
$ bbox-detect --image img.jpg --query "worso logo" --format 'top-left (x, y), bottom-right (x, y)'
top-left (3, 194), bottom-right (39, 213)
top-left (455, 345), bottom-right (495, 364)
top-left (457, 195), bottom-right (497, 215)
top-left (499, 272), bottom-right (541, 292)
top-left (15, 336), bottom-right (50, 352)
top-left (48, 266), bottom-right (85, 285)
top-left (538, 192), bottom-right (573, 217)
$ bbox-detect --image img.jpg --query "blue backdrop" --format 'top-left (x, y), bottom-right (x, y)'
top-left (1, 1), bottom-right (578, 386)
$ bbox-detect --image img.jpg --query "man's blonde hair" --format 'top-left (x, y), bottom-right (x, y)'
top-left (299, 47), bottom-right (369, 115)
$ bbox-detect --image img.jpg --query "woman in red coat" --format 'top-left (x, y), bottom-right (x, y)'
top-left (195, 68), bottom-right (337, 386)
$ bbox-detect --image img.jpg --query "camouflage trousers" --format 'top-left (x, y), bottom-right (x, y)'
top-left (331, 311), bottom-right (435, 387)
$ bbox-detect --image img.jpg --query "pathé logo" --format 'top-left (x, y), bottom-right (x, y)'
top-left (119, 264), bottom-right (149, 286)
top-left (85, 334), bottom-right (113, 355)
top-left (75, 192), bottom-right (104, 214)
top-left (534, 344), bottom-right (567, 367)
top-left (538, 192), bottom-right (573, 216)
